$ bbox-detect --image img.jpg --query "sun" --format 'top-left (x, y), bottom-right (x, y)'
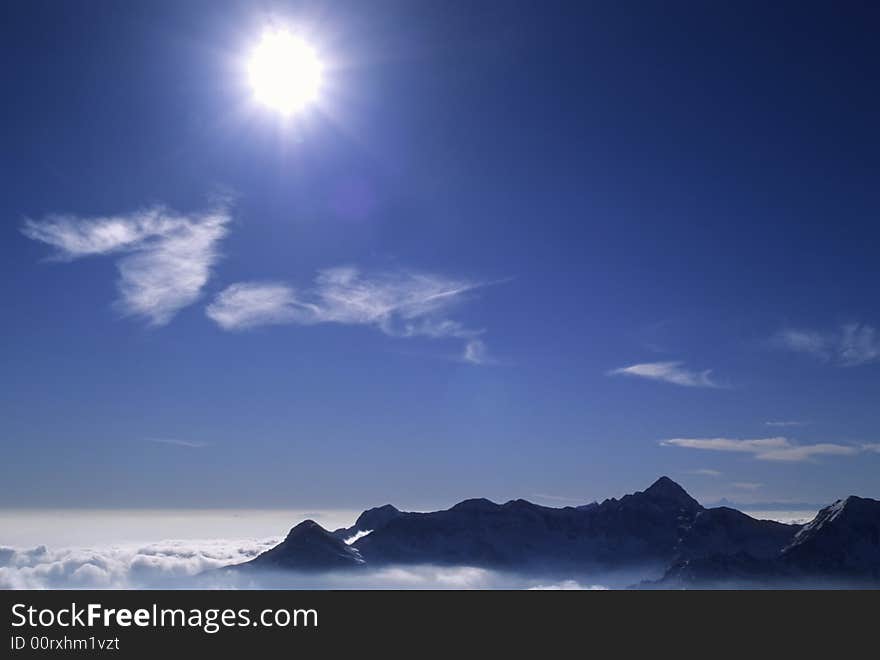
top-left (248, 29), bottom-right (323, 115)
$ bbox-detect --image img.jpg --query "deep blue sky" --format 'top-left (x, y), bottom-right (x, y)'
top-left (2, 1), bottom-right (879, 509)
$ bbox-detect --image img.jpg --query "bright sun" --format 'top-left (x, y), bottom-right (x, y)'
top-left (248, 29), bottom-right (323, 115)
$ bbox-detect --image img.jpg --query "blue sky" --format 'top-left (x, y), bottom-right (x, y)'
top-left (2, 1), bottom-right (879, 509)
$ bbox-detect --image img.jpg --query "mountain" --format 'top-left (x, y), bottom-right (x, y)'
top-left (243, 520), bottom-right (365, 571)
top-left (675, 507), bottom-right (799, 561)
top-left (234, 478), bottom-right (880, 587)
top-left (351, 476), bottom-right (701, 570)
top-left (645, 552), bottom-right (781, 589)
top-left (648, 495), bottom-right (880, 588)
top-left (781, 496), bottom-right (880, 579)
top-left (331, 504), bottom-right (402, 542)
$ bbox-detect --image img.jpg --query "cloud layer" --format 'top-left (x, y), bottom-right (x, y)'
top-left (0, 538), bottom-right (275, 589)
top-left (206, 267), bottom-right (493, 363)
top-left (0, 541), bottom-right (609, 590)
top-left (660, 436), bottom-right (861, 462)
top-left (608, 361), bottom-right (717, 387)
top-left (22, 205), bottom-right (231, 325)
top-left (775, 324), bottom-right (880, 367)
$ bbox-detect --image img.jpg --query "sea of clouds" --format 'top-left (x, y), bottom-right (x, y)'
top-left (0, 539), bottom-right (610, 590)
top-left (0, 538), bottom-right (276, 589)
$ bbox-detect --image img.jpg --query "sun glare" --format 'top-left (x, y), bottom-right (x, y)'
top-left (248, 29), bottom-right (323, 115)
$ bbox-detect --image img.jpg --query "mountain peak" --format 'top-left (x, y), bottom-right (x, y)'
top-left (354, 504), bottom-right (402, 531)
top-left (250, 519), bottom-right (364, 570)
top-left (285, 519), bottom-right (324, 538)
top-left (451, 498), bottom-right (499, 512)
top-left (780, 494), bottom-right (880, 576)
top-left (645, 476), bottom-right (685, 495)
top-left (642, 476), bottom-right (701, 510)
top-left (786, 495), bottom-right (879, 549)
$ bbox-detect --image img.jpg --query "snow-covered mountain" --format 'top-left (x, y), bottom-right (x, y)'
top-left (649, 494), bottom-right (880, 588)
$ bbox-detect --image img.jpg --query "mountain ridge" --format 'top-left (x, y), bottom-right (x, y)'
top-left (232, 477), bottom-right (880, 587)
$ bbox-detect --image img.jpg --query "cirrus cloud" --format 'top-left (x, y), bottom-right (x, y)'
top-left (685, 468), bottom-right (722, 477)
top-left (660, 436), bottom-right (861, 462)
top-left (774, 323), bottom-right (880, 367)
top-left (206, 267), bottom-right (498, 365)
top-left (608, 361), bottom-right (717, 388)
top-left (22, 204), bottom-right (231, 326)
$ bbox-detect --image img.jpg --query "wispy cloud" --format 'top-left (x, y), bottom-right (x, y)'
top-left (203, 281), bottom-right (307, 329)
top-left (765, 420), bottom-right (808, 428)
top-left (22, 204), bottom-right (231, 325)
top-left (462, 339), bottom-right (493, 365)
top-left (731, 482), bottom-right (762, 491)
top-left (661, 436), bottom-right (861, 462)
top-left (608, 361), bottom-right (717, 387)
top-left (774, 323), bottom-right (880, 367)
top-left (206, 267), bottom-right (497, 364)
top-left (862, 443), bottom-right (880, 454)
top-left (530, 493), bottom-right (589, 505)
top-left (685, 468), bottom-right (722, 477)
top-left (148, 438), bottom-right (210, 449)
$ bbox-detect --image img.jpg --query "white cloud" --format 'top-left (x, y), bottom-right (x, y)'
top-left (663, 437), bottom-right (789, 453)
top-left (530, 493), bottom-right (589, 504)
top-left (775, 324), bottom-right (880, 367)
top-left (685, 469), bottom-right (722, 477)
top-left (608, 361), bottom-right (717, 387)
top-left (22, 205), bottom-right (231, 325)
top-left (765, 420), bottom-right (808, 427)
top-left (21, 208), bottom-right (176, 257)
top-left (838, 324), bottom-right (880, 365)
top-left (775, 329), bottom-right (828, 359)
top-left (862, 443), bottom-right (880, 453)
top-left (0, 541), bottom-right (612, 590)
top-left (203, 282), bottom-right (310, 330)
top-left (463, 339), bottom-right (490, 365)
top-left (207, 268), bottom-right (495, 363)
top-left (148, 438), bottom-right (210, 449)
top-left (661, 437), bottom-right (861, 462)
top-left (343, 530), bottom-right (372, 545)
top-left (731, 482), bottom-right (762, 491)
top-left (0, 538), bottom-right (275, 589)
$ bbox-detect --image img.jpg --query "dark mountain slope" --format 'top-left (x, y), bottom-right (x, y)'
top-left (352, 477), bottom-right (702, 569)
top-left (675, 507), bottom-right (799, 561)
top-left (245, 520), bottom-right (365, 571)
top-left (781, 496), bottom-right (880, 579)
top-left (647, 495), bottom-right (880, 588)
top-left (332, 504), bottom-right (402, 541)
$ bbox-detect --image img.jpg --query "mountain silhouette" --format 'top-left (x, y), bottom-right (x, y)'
top-left (332, 504), bottom-right (403, 542)
top-left (234, 477), bottom-right (880, 587)
top-left (650, 495), bottom-right (880, 588)
top-left (244, 520), bottom-right (365, 570)
top-left (781, 496), bottom-right (880, 578)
